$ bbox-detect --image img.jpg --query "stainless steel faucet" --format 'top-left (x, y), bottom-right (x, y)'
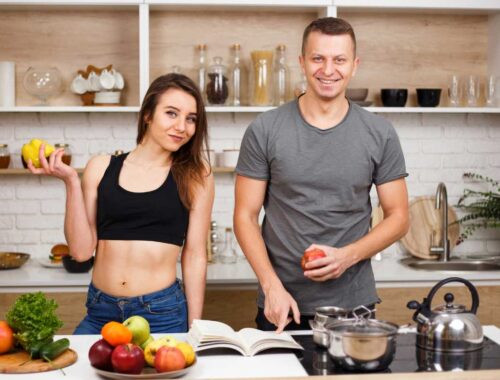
top-left (430, 182), bottom-right (450, 262)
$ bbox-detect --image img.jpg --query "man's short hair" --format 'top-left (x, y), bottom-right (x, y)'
top-left (301, 17), bottom-right (357, 56)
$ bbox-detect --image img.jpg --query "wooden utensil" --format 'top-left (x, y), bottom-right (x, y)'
top-left (401, 196), bottom-right (460, 260)
top-left (0, 349), bottom-right (77, 373)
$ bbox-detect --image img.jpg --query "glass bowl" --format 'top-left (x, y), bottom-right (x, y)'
top-left (23, 66), bottom-right (63, 105)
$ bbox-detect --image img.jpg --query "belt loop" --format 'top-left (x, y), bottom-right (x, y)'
top-left (138, 295), bottom-right (145, 306)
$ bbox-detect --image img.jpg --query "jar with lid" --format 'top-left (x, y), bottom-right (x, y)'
top-left (55, 143), bottom-right (72, 166)
top-left (206, 57), bottom-right (229, 105)
top-left (250, 50), bottom-right (274, 106)
top-left (0, 144), bottom-right (10, 169)
top-left (274, 44), bottom-right (290, 106)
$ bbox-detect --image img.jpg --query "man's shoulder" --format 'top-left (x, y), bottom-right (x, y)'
top-left (249, 100), bottom-right (296, 135)
top-left (349, 102), bottom-right (394, 132)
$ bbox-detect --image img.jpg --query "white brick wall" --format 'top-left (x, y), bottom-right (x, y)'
top-left (0, 112), bottom-right (499, 259)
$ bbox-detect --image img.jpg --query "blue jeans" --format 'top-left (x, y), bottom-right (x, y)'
top-left (73, 279), bottom-right (188, 334)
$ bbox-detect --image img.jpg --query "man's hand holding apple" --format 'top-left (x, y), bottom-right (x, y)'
top-left (302, 244), bottom-right (357, 282)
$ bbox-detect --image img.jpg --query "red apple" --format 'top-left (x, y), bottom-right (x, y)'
top-left (89, 338), bottom-right (114, 371)
top-left (301, 248), bottom-right (326, 271)
top-left (111, 343), bottom-right (145, 374)
top-left (154, 346), bottom-right (186, 373)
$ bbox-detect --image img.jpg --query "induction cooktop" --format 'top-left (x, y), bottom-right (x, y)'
top-left (291, 333), bottom-right (500, 375)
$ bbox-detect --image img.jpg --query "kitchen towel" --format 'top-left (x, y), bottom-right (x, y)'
top-left (0, 61), bottom-right (15, 107)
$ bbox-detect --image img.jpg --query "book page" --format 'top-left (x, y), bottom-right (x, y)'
top-left (237, 328), bottom-right (302, 355)
top-left (190, 320), bottom-right (243, 348)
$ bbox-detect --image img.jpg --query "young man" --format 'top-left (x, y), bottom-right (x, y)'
top-left (234, 17), bottom-right (409, 332)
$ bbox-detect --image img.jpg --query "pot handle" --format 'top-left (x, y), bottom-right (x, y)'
top-left (425, 277), bottom-right (479, 314)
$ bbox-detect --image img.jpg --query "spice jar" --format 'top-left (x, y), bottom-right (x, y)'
top-left (0, 144), bottom-right (11, 169)
top-left (206, 57), bottom-right (229, 105)
top-left (250, 50), bottom-right (274, 106)
top-left (55, 143), bottom-right (72, 166)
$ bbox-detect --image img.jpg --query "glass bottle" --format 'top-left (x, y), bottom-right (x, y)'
top-left (274, 44), bottom-right (289, 106)
top-left (250, 50), bottom-right (274, 106)
top-left (54, 143), bottom-right (72, 166)
top-left (195, 44), bottom-right (207, 100)
top-left (0, 144), bottom-right (11, 169)
top-left (206, 56), bottom-right (229, 105)
top-left (230, 44), bottom-right (244, 106)
top-left (218, 227), bottom-right (237, 264)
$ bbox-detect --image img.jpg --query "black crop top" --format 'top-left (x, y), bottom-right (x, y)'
top-left (96, 153), bottom-right (189, 246)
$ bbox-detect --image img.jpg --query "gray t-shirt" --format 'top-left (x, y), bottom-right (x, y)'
top-left (236, 99), bottom-right (408, 314)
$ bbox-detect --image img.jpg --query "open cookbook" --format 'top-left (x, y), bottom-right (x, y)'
top-left (187, 319), bottom-right (304, 357)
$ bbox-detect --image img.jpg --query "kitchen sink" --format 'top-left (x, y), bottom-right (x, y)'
top-left (400, 257), bottom-right (500, 271)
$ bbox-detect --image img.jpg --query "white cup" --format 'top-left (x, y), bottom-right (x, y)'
top-left (70, 74), bottom-right (89, 95)
top-left (88, 71), bottom-right (102, 92)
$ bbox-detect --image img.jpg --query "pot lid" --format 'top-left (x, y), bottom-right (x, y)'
top-left (325, 318), bottom-right (398, 337)
top-left (433, 303), bottom-right (466, 314)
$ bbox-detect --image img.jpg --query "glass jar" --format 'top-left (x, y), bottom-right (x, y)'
top-left (294, 74), bottom-right (308, 98)
top-left (195, 44), bottom-right (207, 101)
top-left (229, 44), bottom-right (245, 106)
top-left (218, 227), bottom-right (238, 264)
top-left (0, 144), bottom-right (11, 169)
top-left (55, 143), bottom-right (72, 166)
top-left (206, 57), bottom-right (229, 105)
top-left (250, 50), bottom-right (274, 106)
top-left (274, 44), bottom-right (290, 106)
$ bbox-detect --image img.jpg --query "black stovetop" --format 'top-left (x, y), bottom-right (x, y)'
top-left (291, 333), bottom-right (500, 375)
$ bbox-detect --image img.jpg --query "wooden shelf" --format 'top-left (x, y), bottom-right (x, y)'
top-left (0, 167), bottom-right (235, 175)
top-left (367, 107), bottom-right (500, 113)
top-left (333, 0), bottom-right (500, 13)
top-left (0, 106), bottom-right (140, 113)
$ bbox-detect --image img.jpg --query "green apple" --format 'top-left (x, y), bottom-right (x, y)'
top-left (140, 335), bottom-right (154, 350)
top-left (123, 315), bottom-right (150, 346)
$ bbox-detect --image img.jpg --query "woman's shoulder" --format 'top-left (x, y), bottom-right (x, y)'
top-left (82, 154), bottom-right (113, 187)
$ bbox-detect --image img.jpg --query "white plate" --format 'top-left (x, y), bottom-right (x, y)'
top-left (38, 257), bottom-right (63, 268)
top-left (93, 360), bottom-right (196, 379)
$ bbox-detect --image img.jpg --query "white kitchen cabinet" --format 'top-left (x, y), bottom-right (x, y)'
top-left (0, 0), bottom-right (498, 113)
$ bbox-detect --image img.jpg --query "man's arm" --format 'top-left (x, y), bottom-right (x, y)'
top-left (234, 175), bottom-right (300, 332)
top-left (304, 178), bottom-right (409, 281)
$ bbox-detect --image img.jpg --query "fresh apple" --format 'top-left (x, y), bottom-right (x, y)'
top-left (144, 339), bottom-right (167, 367)
top-left (160, 335), bottom-right (178, 347)
top-left (301, 248), bottom-right (327, 271)
top-left (176, 341), bottom-right (196, 366)
top-left (0, 321), bottom-right (14, 354)
top-left (154, 346), bottom-right (186, 373)
top-left (123, 315), bottom-right (150, 346)
top-left (140, 335), bottom-right (154, 351)
top-left (88, 338), bottom-right (114, 371)
top-left (111, 343), bottom-right (145, 374)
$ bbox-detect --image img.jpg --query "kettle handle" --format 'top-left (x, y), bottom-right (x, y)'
top-left (425, 277), bottom-right (479, 314)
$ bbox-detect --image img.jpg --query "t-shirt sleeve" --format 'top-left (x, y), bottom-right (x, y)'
top-left (373, 124), bottom-right (408, 185)
top-left (235, 117), bottom-right (270, 180)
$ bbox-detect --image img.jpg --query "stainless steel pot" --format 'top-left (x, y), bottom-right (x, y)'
top-left (310, 306), bottom-right (350, 348)
top-left (407, 277), bottom-right (484, 352)
top-left (324, 307), bottom-right (399, 372)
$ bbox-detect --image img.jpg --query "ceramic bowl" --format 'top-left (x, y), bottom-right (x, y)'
top-left (381, 89), bottom-right (408, 107)
top-left (416, 88), bottom-right (442, 107)
top-left (62, 255), bottom-right (94, 273)
top-left (346, 88), bottom-right (368, 101)
top-left (0, 252), bottom-right (30, 269)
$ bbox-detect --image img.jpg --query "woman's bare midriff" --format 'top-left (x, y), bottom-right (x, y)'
top-left (91, 240), bottom-right (181, 297)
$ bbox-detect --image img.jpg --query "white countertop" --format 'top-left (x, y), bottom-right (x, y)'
top-left (1, 257), bottom-right (500, 293)
top-left (4, 326), bottom-right (500, 380)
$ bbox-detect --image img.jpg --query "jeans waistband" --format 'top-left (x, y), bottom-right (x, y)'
top-left (88, 279), bottom-right (182, 305)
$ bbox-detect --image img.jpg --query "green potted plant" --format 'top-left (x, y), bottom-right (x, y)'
top-left (455, 173), bottom-right (500, 244)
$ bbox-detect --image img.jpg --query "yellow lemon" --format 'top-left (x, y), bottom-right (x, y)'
top-left (176, 341), bottom-right (196, 366)
top-left (21, 139), bottom-right (55, 168)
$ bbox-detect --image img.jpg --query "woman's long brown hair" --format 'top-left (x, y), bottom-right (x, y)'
top-left (136, 73), bottom-right (209, 209)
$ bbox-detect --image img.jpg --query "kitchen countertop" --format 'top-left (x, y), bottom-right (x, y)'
top-left (2, 256), bottom-right (500, 293)
top-left (4, 326), bottom-right (500, 380)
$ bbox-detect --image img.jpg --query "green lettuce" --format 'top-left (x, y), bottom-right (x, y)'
top-left (6, 292), bottom-right (63, 351)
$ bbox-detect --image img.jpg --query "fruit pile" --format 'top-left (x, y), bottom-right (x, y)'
top-left (89, 316), bottom-right (196, 375)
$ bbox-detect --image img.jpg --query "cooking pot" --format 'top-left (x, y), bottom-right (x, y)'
top-left (324, 306), bottom-right (399, 372)
top-left (309, 306), bottom-right (350, 348)
top-left (407, 277), bottom-right (483, 352)
top-left (416, 346), bottom-right (483, 372)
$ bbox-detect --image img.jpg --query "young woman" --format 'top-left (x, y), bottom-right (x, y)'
top-left (28, 73), bottom-right (214, 334)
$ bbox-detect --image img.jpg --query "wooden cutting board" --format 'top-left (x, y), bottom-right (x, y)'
top-left (0, 348), bottom-right (77, 373)
top-left (401, 196), bottom-right (460, 260)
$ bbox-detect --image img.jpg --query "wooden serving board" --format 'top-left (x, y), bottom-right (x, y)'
top-left (0, 348), bottom-right (77, 373)
top-left (401, 196), bottom-right (460, 260)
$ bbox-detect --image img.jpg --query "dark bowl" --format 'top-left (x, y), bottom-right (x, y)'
top-left (381, 89), bottom-right (408, 107)
top-left (62, 255), bottom-right (94, 273)
top-left (416, 88), bottom-right (442, 107)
